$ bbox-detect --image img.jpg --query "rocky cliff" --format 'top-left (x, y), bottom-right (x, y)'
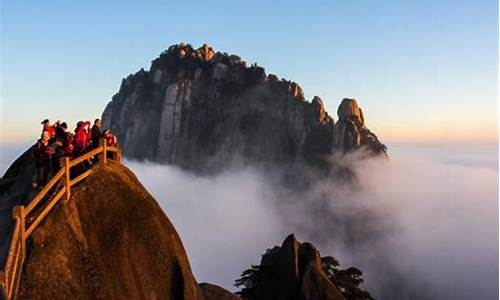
top-left (259, 234), bottom-right (346, 300)
top-left (333, 98), bottom-right (386, 155)
top-left (0, 147), bottom-right (36, 268)
top-left (14, 161), bottom-right (236, 300)
top-left (102, 43), bottom-right (386, 173)
top-left (235, 234), bottom-right (350, 300)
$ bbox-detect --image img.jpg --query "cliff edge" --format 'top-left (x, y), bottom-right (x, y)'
top-left (15, 161), bottom-right (234, 300)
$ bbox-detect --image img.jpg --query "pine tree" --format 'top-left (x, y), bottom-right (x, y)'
top-left (234, 265), bottom-right (262, 299)
top-left (235, 250), bottom-right (375, 300)
top-left (321, 256), bottom-right (375, 300)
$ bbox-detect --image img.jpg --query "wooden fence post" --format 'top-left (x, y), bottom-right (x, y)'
top-left (0, 271), bottom-right (6, 300)
top-left (103, 140), bottom-right (107, 164)
top-left (64, 157), bottom-right (71, 201)
top-left (13, 205), bottom-right (25, 258)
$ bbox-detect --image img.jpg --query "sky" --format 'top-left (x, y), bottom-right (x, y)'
top-left (1, 0), bottom-right (498, 144)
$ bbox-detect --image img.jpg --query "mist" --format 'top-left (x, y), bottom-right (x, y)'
top-left (126, 144), bottom-right (498, 300)
top-left (1, 142), bottom-right (496, 299)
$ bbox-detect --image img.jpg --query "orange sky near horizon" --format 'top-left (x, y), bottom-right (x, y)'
top-left (0, 114), bottom-right (498, 146)
top-left (368, 116), bottom-right (499, 145)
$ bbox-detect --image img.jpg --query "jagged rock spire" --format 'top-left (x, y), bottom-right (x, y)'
top-left (258, 234), bottom-right (346, 300)
top-left (332, 98), bottom-right (386, 156)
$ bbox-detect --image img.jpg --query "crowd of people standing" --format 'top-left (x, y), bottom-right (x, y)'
top-left (33, 118), bottom-right (118, 188)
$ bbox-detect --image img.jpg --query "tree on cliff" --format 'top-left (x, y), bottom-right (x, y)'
top-left (321, 256), bottom-right (375, 300)
top-left (235, 245), bottom-right (374, 300)
top-left (234, 264), bottom-right (264, 299)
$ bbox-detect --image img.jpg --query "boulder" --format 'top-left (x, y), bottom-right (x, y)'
top-left (337, 98), bottom-right (364, 127)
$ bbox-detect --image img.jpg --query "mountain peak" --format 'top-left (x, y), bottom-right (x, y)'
top-left (103, 42), bottom-right (386, 173)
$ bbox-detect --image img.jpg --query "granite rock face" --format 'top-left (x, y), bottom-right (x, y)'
top-left (102, 43), bottom-right (386, 173)
top-left (332, 98), bottom-right (387, 155)
top-left (14, 161), bottom-right (238, 300)
top-left (258, 234), bottom-right (346, 300)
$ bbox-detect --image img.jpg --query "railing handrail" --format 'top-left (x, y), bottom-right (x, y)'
top-left (24, 168), bottom-right (65, 216)
top-left (0, 140), bottom-right (121, 300)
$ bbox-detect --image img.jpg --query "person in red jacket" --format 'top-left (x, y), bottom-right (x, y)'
top-left (103, 129), bottom-right (118, 146)
top-left (73, 121), bottom-right (91, 155)
top-left (102, 129), bottom-right (118, 160)
top-left (33, 131), bottom-right (54, 187)
top-left (41, 119), bottom-right (55, 138)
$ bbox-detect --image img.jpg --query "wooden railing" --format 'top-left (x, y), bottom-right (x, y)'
top-left (0, 141), bottom-right (121, 300)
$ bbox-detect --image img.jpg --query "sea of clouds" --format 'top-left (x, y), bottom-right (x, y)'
top-left (1, 143), bottom-right (497, 299)
top-left (126, 144), bottom-right (498, 300)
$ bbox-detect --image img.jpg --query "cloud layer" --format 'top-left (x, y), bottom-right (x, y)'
top-left (108, 144), bottom-right (499, 299)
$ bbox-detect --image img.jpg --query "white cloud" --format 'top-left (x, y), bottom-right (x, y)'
top-left (37, 143), bottom-right (498, 299)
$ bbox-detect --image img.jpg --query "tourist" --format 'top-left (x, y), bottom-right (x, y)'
top-left (73, 121), bottom-right (91, 155)
top-left (103, 129), bottom-right (117, 147)
top-left (53, 120), bottom-right (61, 130)
top-left (51, 131), bottom-right (75, 172)
top-left (51, 139), bottom-right (65, 173)
top-left (55, 122), bottom-right (68, 140)
top-left (91, 119), bottom-right (102, 149)
top-left (41, 119), bottom-right (55, 138)
top-left (64, 133), bottom-right (74, 157)
top-left (33, 131), bottom-right (54, 187)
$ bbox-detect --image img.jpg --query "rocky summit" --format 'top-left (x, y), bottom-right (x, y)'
top-left (102, 43), bottom-right (386, 173)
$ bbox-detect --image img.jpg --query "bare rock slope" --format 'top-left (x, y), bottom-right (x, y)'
top-left (16, 161), bottom-right (235, 300)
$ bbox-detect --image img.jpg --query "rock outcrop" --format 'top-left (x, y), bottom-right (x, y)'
top-left (0, 147), bottom-right (37, 268)
top-left (332, 98), bottom-right (386, 155)
top-left (102, 43), bottom-right (385, 173)
top-left (13, 161), bottom-right (236, 300)
top-left (241, 234), bottom-right (346, 300)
